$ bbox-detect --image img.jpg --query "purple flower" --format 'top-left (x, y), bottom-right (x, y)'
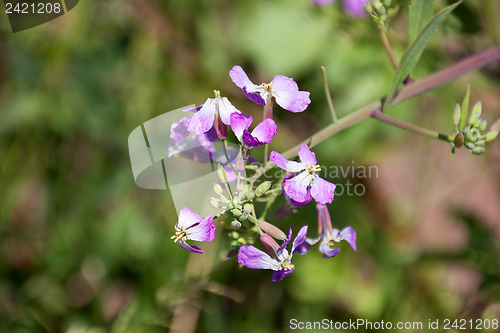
top-left (238, 226), bottom-right (308, 281)
top-left (229, 65), bottom-right (311, 113)
top-left (188, 90), bottom-right (241, 136)
top-left (343, 0), bottom-right (368, 17)
top-left (230, 113), bottom-right (277, 148)
top-left (171, 207), bottom-right (216, 254)
top-left (301, 204), bottom-right (356, 258)
top-left (270, 145), bottom-right (336, 205)
top-left (169, 116), bottom-right (217, 163)
top-left (312, 0), bottom-right (336, 6)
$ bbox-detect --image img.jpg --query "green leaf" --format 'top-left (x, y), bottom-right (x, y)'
top-left (408, 0), bottom-right (436, 42)
top-left (459, 83), bottom-right (470, 131)
top-left (383, 1), bottom-right (462, 111)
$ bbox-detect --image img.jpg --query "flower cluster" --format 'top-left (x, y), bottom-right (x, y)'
top-left (168, 66), bottom-right (356, 281)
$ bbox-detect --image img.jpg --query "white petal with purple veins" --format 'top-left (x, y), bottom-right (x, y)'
top-left (251, 118), bottom-right (277, 143)
top-left (269, 151), bottom-right (304, 172)
top-left (176, 206), bottom-right (203, 230)
top-left (282, 171), bottom-right (313, 204)
top-left (218, 97), bottom-right (241, 125)
top-left (272, 75), bottom-right (311, 113)
top-left (238, 245), bottom-right (281, 270)
top-left (186, 216), bottom-right (216, 242)
top-left (188, 98), bottom-right (216, 134)
top-left (298, 144), bottom-right (317, 165)
top-left (229, 65), bottom-right (259, 90)
top-left (339, 226), bottom-right (357, 251)
top-left (230, 113), bottom-right (252, 141)
top-left (310, 176), bottom-right (336, 205)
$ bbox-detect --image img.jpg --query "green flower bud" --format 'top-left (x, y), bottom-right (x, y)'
top-left (209, 198), bottom-right (219, 209)
top-left (213, 183), bottom-right (223, 196)
top-left (231, 209), bottom-right (242, 217)
top-left (485, 131), bottom-right (499, 142)
top-left (452, 104), bottom-right (461, 128)
top-left (243, 204), bottom-right (253, 214)
top-left (216, 165), bottom-right (228, 183)
top-left (471, 147), bottom-right (485, 155)
top-left (231, 231), bottom-right (239, 239)
top-left (475, 139), bottom-right (485, 147)
top-left (478, 119), bottom-right (487, 132)
top-left (246, 192), bottom-right (255, 200)
top-left (468, 101), bottom-right (482, 125)
top-left (465, 143), bottom-right (475, 150)
top-left (231, 220), bottom-right (241, 229)
top-left (453, 133), bottom-right (464, 148)
top-left (255, 181), bottom-right (272, 196)
top-left (237, 237), bottom-right (247, 245)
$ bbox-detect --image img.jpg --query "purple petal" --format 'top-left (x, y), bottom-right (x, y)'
top-left (277, 228), bottom-right (293, 254)
top-left (187, 99), bottom-right (216, 134)
top-left (169, 117), bottom-right (191, 143)
top-left (176, 207), bottom-right (202, 230)
top-left (243, 87), bottom-right (266, 105)
top-left (218, 97), bottom-right (241, 125)
top-left (251, 119), bottom-right (277, 143)
top-left (294, 242), bottom-right (310, 255)
top-left (339, 226), bottom-right (357, 251)
top-left (272, 75), bottom-right (311, 113)
top-left (343, 0), bottom-right (368, 17)
top-left (229, 65), bottom-right (257, 89)
top-left (305, 236), bottom-right (321, 246)
top-left (319, 240), bottom-right (341, 258)
top-left (242, 130), bottom-right (267, 148)
top-left (282, 171), bottom-right (313, 204)
top-left (312, 0), bottom-right (337, 6)
top-left (182, 105), bottom-right (203, 113)
top-left (238, 245), bottom-right (280, 270)
top-left (178, 240), bottom-right (204, 254)
top-left (272, 266), bottom-right (295, 282)
top-left (269, 151), bottom-right (304, 172)
top-left (292, 225), bottom-right (309, 253)
top-left (230, 113), bottom-right (252, 141)
top-left (186, 216), bottom-right (216, 242)
top-left (298, 144), bottom-right (317, 165)
top-left (310, 177), bottom-right (336, 205)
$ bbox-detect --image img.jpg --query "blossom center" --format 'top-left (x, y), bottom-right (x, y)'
top-left (171, 228), bottom-right (188, 243)
top-left (213, 90), bottom-right (221, 98)
top-left (261, 82), bottom-right (274, 93)
top-left (306, 163), bottom-right (321, 174)
top-left (280, 261), bottom-right (294, 271)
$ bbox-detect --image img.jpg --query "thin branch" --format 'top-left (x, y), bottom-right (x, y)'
top-left (380, 29), bottom-right (399, 70)
top-left (320, 66), bottom-right (338, 123)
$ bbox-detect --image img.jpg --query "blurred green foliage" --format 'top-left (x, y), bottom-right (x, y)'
top-left (1, 0), bottom-right (500, 332)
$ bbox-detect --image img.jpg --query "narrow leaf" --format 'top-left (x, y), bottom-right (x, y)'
top-left (459, 83), bottom-right (470, 131)
top-left (409, 0), bottom-right (436, 42)
top-left (384, 1), bottom-right (462, 110)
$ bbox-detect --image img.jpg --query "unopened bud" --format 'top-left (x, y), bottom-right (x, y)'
top-left (231, 231), bottom-right (239, 239)
top-left (491, 118), bottom-right (500, 132)
top-left (231, 220), bottom-right (241, 229)
top-left (260, 233), bottom-right (280, 258)
top-left (243, 204), bottom-right (253, 214)
top-left (209, 198), bottom-right (219, 208)
top-left (237, 237), bottom-right (247, 245)
top-left (231, 209), bottom-right (242, 217)
top-left (468, 101), bottom-right (482, 125)
top-left (475, 139), bottom-right (485, 147)
top-left (217, 165), bottom-right (228, 183)
top-left (246, 192), bottom-right (255, 200)
top-left (478, 119), bottom-right (487, 132)
top-left (452, 104), bottom-right (461, 127)
top-left (454, 133), bottom-right (464, 148)
top-left (213, 183), bottom-right (223, 196)
top-left (485, 131), bottom-right (499, 142)
top-left (259, 221), bottom-right (287, 240)
top-left (471, 147), bottom-right (485, 155)
top-left (255, 181), bottom-right (272, 196)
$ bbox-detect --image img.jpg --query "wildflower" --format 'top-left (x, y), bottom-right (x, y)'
top-left (229, 65), bottom-right (310, 113)
top-left (230, 113), bottom-right (277, 169)
top-left (168, 116), bottom-right (217, 163)
top-left (312, 0), bottom-right (368, 17)
top-left (188, 90), bottom-right (241, 138)
top-left (171, 207), bottom-right (216, 254)
top-left (270, 144), bottom-right (335, 205)
top-left (300, 204), bottom-right (356, 258)
top-left (238, 226), bottom-right (308, 281)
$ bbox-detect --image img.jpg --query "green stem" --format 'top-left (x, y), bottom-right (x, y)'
top-left (263, 96), bottom-right (274, 164)
top-left (320, 66), bottom-right (338, 123)
top-left (371, 108), bottom-right (453, 142)
top-left (380, 29), bottom-right (399, 70)
top-left (247, 45), bottom-right (500, 181)
top-left (222, 139), bottom-right (239, 178)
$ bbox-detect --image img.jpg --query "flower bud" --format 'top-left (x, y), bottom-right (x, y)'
top-left (237, 237), bottom-right (247, 245)
top-left (491, 118), bottom-right (500, 132)
top-left (485, 131), bottom-right (499, 142)
top-left (259, 221), bottom-right (287, 240)
top-left (452, 104), bottom-right (461, 128)
top-left (231, 209), bottom-right (242, 217)
top-left (209, 197), bottom-right (219, 209)
top-left (255, 181), bottom-right (272, 196)
top-left (260, 233), bottom-right (280, 259)
top-left (468, 101), bottom-right (482, 125)
top-left (231, 231), bottom-right (239, 239)
top-left (213, 183), bottom-right (223, 196)
top-left (246, 192), bottom-right (255, 200)
top-left (231, 220), bottom-right (241, 229)
top-left (454, 133), bottom-right (464, 148)
top-left (471, 147), bottom-right (485, 155)
top-left (475, 139), bottom-right (485, 147)
top-left (217, 165), bottom-right (228, 183)
top-left (243, 204), bottom-right (253, 214)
